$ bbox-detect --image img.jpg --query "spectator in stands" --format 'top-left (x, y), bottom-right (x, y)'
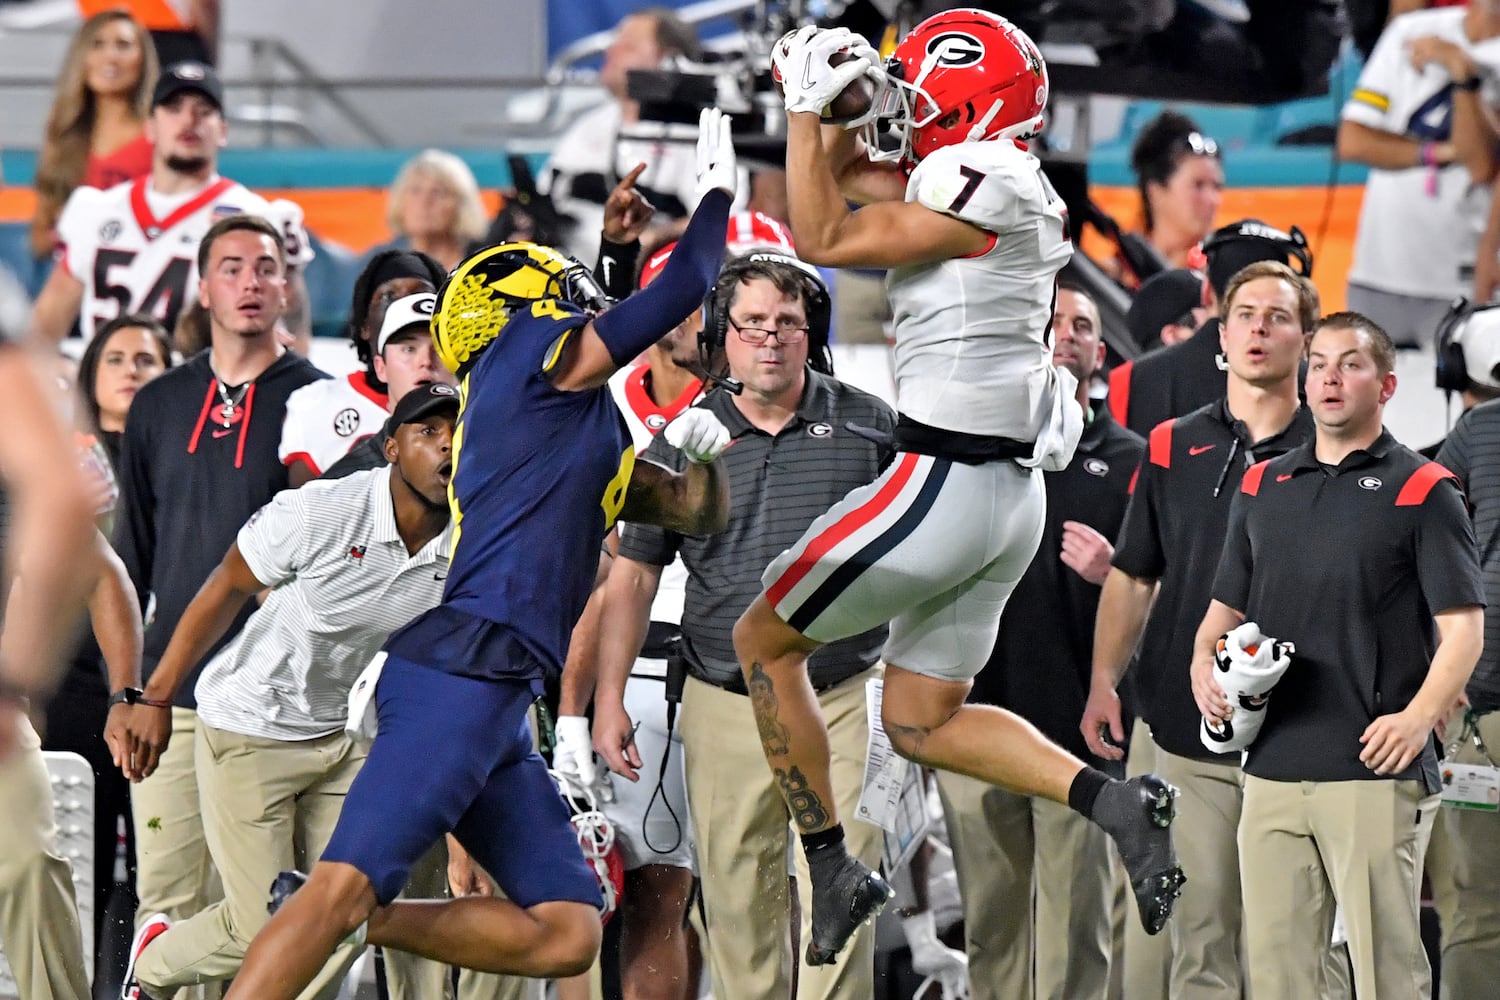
top-left (1338, 0), bottom-right (1500, 346)
top-left (539, 7), bottom-right (723, 264)
top-left (32, 9), bottom-right (158, 260)
top-left (1125, 268), bottom-right (1209, 354)
top-left (594, 252), bottom-right (893, 1000)
top-left (1108, 218), bottom-right (1313, 438)
top-left (378, 150), bottom-right (488, 273)
top-left (78, 0), bottom-right (219, 67)
top-left (75, 314), bottom-right (172, 471)
top-left (937, 284), bottom-right (1143, 1000)
top-left (111, 214), bottom-right (326, 991)
top-left (1104, 111), bottom-right (1223, 290)
top-left (28, 61), bottom-right (315, 347)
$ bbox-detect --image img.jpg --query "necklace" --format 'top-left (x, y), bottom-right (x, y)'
top-left (215, 378), bottom-right (249, 428)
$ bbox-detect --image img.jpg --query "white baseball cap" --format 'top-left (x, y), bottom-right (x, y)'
top-left (376, 292), bottom-right (437, 353)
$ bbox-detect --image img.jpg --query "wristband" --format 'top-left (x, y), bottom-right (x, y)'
top-left (108, 687), bottom-right (172, 708)
top-left (1458, 73), bottom-right (1485, 93)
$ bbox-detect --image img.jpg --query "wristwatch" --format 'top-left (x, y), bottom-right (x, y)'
top-left (108, 687), bottom-right (172, 708)
top-left (1458, 73), bottom-right (1486, 93)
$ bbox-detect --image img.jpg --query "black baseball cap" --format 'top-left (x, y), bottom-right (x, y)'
top-left (1127, 269), bottom-right (1204, 351)
top-left (385, 382), bottom-right (459, 436)
top-left (1202, 219), bottom-right (1313, 298)
top-left (152, 62), bottom-right (224, 112)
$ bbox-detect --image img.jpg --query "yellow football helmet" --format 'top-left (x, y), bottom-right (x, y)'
top-left (431, 242), bottom-right (609, 375)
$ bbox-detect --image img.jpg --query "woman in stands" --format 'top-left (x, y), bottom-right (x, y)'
top-left (378, 149), bottom-right (489, 272)
top-left (1108, 109), bottom-right (1225, 289)
top-left (31, 9), bottom-right (158, 259)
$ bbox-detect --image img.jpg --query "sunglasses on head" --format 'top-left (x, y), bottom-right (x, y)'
top-left (1182, 131), bottom-right (1220, 158)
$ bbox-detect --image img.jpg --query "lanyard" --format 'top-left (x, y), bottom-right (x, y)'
top-left (1449, 708), bottom-right (1500, 767)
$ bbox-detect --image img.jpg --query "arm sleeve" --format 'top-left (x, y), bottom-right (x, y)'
top-left (1210, 490), bottom-right (1255, 613)
top-left (110, 404), bottom-right (156, 612)
top-left (236, 488), bottom-right (308, 587)
top-left (591, 189), bottom-right (730, 366)
top-left (594, 238), bottom-right (641, 301)
top-left (1415, 478), bottom-right (1487, 614)
top-left (1110, 454), bottom-right (1167, 580)
top-left (1342, 18), bottom-right (1405, 130)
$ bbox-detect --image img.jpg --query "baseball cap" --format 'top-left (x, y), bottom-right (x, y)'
top-left (385, 382), bottom-right (459, 436)
top-left (1459, 307), bottom-right (1500, 391)
top-left (638, 211), bottom-right (800, 289)
top-left (1127, 269), bottom-right (1204, 351)
top-left (1202, 219), bottom-right (1313, 298)
top-left (152, 62), bottom-right (224, 112)
top-left (376, 293), bottom-right (437, 353)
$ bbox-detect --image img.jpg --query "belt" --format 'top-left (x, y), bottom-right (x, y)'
top-left (895, 413), bottom-right (1034, 465)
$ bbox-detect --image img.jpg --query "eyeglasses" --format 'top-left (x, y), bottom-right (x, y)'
top-left (1182, 131), bottom-right (1221, 159)
top-left (731, 319), bottom-right (808, 345)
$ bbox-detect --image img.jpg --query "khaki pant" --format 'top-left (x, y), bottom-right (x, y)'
top-left (1153, 750), bottom-right (1247, 999)
top-left (1239, 775), bottom-right (1437, 999)
top-left (0, 711), bottom-right (90, 1000)
top-left (1433, 712), bottom-right (1500, 1000)
top-left (681, 670), bottom-right (881, 1000)
top-left (936, 771), bottom-right (1113, 1000)
top-left (384, 837), bottom-right (532, 1000)
top-left (134, 723), bottom-right (365, 998)
top-left (1113, 719), bottom-right (1170, 1000)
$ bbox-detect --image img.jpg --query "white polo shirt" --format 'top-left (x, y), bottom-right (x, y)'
top-left (194, 468), bottom-right (451, 740)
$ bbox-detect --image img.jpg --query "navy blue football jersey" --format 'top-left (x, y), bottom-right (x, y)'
top-left (385, 301), bottom-right (634, 680)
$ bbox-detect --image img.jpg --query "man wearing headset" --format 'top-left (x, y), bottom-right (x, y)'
top-left (1109, 220), bottom-right (1314, 438)
top-left (593, 251), bottom-right (897, 1000)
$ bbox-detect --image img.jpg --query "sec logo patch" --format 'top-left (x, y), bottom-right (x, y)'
top-left (333, 407), bottom-right (362, 438)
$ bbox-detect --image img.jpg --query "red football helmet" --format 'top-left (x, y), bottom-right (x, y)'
top-left (865, 8), bottom-right (1049, 165)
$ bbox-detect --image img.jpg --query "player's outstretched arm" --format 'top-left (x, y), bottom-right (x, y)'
top-left (550, 110), bottom-right (734, 393)
top-left (621, 458), bottom-right (729, 538)
top-left (28, 264), bottom-right (85, 343)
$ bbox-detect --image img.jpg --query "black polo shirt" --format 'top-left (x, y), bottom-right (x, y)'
top-left (1214, 432), bottom-right (1483, 792)
top-left (1437, 401), bottom-right (1500, 710)
top-left (618, 370), bottom-right (896, 690)
top-left (971, 405), bottom-right (1143, 776)
top-left (1112, 398), bottom-right (1314, 760)
top-left (1107, 319), bottom-right (1226, 438)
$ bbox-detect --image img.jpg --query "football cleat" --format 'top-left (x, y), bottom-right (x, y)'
top-left (120, 912), bottom-right (170, 1000)
top-left (269, 869), bottom-right (367, 948)
top-left (1094, 775), bottom-right (1186, 935)
top-left (805, 853), bottom-right (895, 966)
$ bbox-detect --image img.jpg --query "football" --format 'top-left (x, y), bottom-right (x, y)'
top-left (774, 48), bottom-right (877, 124)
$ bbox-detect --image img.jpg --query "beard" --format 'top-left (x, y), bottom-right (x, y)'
top-left (165, 154), bottom-right (211, 174)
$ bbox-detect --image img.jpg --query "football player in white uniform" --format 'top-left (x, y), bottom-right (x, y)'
top-left (734, 10), bottom-right (1185, 965)
top-left (29, 62), bottom-right (314, 347)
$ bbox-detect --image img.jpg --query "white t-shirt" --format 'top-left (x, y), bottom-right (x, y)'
top-left (887, 139), bottom-right (1073, 440)
top-left (56, 175), bottom-right (315, 340)
top-left (1343, 7), bottom-right (1500, 298)
top-left (194, 469), bottom-right (450, 740)
top-left (279, 371), bottom-right (391, 476)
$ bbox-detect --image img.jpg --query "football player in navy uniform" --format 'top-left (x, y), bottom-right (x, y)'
top-left (214, 110), bottom-right (739, 999)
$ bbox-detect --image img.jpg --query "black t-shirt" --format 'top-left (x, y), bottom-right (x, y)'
top-left (971, 406), bottom-right (1143, 775)
top-left (1107, 319), bottom-right (1226, 438)
top-left (1214, 432), bottom-right (1484, 792)
top-left (1112, 398), bottom-right (1314, 759)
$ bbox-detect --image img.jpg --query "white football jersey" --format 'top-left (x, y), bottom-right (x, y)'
top-left (56, 176), bottom-right (316, 341)
top-left (887, 140), bottom-right (1073, 439)
top-left (609, 364), bottom-right (705, 628)
top-left (279, 371), bottom-right (390, 476)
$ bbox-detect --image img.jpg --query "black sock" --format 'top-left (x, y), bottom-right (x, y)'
top-left (1068, 767), bottom-right (1112, 818)
top-left (801, 823), bottom-right (846, 856)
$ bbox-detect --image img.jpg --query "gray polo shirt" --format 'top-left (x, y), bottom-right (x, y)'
top-left (619, 370), bottom-right (896, 690)
top-left (1438, 399), bottom-right (1500, 711)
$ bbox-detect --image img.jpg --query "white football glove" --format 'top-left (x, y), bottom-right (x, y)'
top-left (695, 108), bottom-right (737, 200)
top-left (553, 715), bottom-right (598, 796)
top-left (1200, 621), bottom-right (1295, 754)
top-left (773, 25), bottom-right (876, 116)
top-left (664, 408), bottom-right (731, 464)
top-left (344, 652), bottom-right (385, 743)
top-left (902, 911), bottom-right (969, 994)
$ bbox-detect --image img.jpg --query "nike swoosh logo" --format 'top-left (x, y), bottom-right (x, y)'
top-left (434, 573), bottom-right (448, 581)
top-left (802, 56), bottom-right (817, 91)
top-left (1189, 445), bottom-right (1215, 455)
top-left (212, 427), bottom-right (235, 439)
top-left (1276, 474), bottom-right (1293, 482)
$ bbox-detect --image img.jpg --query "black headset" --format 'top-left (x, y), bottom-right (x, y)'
top-left (700, 251), bottom-right (834, 375)
top-left (1435, 297), bottom-right (1500, 392)
top-left (1201, 220), bottom-right (1315, 277)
